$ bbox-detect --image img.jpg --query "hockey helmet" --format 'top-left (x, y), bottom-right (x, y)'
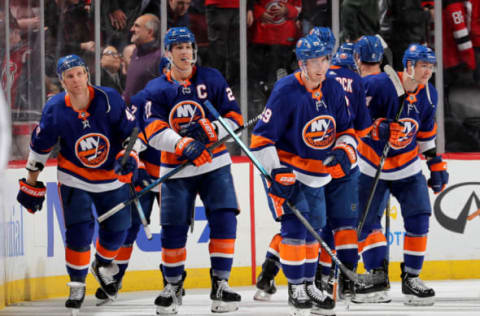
top-left (402, 44), bottom-right (436, 68)
top-left (332, 42), bottom-right (356, 68)
top-left (354, 35), bottom-right (384, 63)
top-left (164, 27), bottom-right (196, 51)
top-left (309, 26), bottom-right (336, 50)
top-left (56, 54), bottom-right (88, 81)
top-left (295, 34), bottom-right (333, 62)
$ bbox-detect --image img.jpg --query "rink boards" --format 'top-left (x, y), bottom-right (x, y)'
top-left (1, 155), bottom-right (480, 307)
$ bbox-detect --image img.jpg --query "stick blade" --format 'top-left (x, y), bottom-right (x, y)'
top-left (383, 64), bottom-right (405, 98)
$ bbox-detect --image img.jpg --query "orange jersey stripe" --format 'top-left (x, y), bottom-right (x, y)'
top-left (58, 154), bottom-right (117, 181)
top-left (144, 160), bottom-right (160, 178)
top-left (337, 128), bottom-right (356, 138)
top-left (404, 235), bottom-right (427, 252)
top-left (209, 238), bottom-right (236, 255)
top-left (417, 122), bottom-right (437, 139)
top-left (356, 125), bottom-right (373, 139)
top-left (224, 110), bottom-right (244, 126)
top-left (115, 245), bottom-right (134, 261)
top-left (278, 149), bottom-right (328, 173)
top-left (65, 247), bottom-right (91, 267)
top-left (162, 247), bottom-right (187, 264)
top-left (358, 140), bottom-right (419, 170)
top-left (334, 229), bottom-right (358, 247)
top-left (96, 239), bottom-right (119, 260)
top-left (250, 134), bottom-right (275, 149)
top-left (161, 144), bottom-right (227, 165)
top-left (279, 243), bottom-right (306, 262)
top-left (144, 120), bottom-right (170, 141)
top-left (358, 231), bottom-right (386, 253)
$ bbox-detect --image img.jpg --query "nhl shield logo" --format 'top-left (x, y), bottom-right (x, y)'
top-left (302, 115), bottom-right (336, 149)
top-left (75, 133), bottom-right (110, 168)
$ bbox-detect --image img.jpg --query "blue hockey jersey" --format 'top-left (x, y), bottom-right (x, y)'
top-left (358, 72), bottom-right (438, 180)
top-left (140, 66), bottom-right (243, 178)
top-left (29, 86), bottom-right (137, 192)
top-left (250, 71), bottom-right (356, 188)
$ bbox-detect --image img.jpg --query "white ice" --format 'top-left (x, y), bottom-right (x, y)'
top-left (1, 279), bottom-right (479, 316)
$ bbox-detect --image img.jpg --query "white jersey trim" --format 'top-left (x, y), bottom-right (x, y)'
top-left (358, 157), bottom-right (422, 180)
top-left (57, 170), bottom-right (124, 192)
top-left (159, 152), bottom-right (232, 178)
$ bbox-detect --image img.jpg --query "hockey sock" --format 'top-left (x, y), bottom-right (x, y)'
top-left (208, 209), bottom-right (237, 280)
top-left (65, 221), bottom-right (94, 281)
top-left (403, 214), bottom-right (430, 275)
top-left (279, 214), bottom-right (307, 284)
top-left (304, 230), bottom-right (320, 282)
top-left (95, 229), bottom-right (127, 264)
top-left (359, 228), bottom-right (387, 271)
top-left (161, 225), bottom-right (189, 284)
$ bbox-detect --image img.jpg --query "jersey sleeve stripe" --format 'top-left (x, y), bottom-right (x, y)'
top-left (250, 134), bottom-right (275, 150)
top-left (224, 110), bottom-right (244, 126)
top-left (144, 120), bottom-right (170, 141)
top-left (355, 125), bottom-right (373, 139)
top-left (417, 122), bottom-right (437, 140)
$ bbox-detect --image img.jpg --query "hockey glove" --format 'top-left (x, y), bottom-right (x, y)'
top-left (268, 167), bottom-right (296, 210)
top-left (179, 118), bottom-right (218, 145)
top-left (175, 137), bottom-right (212, 167)
top-left (114, 149), bottom-right (140, 183)
top-left (324, 143), bottom-right (357, 178)
top-left (17, 178), bottom-right (46, 214)
top-left (427, 156), bottom-right (449, 194)
top-left (371, 118), bottom-right (406, 146)
top-left (133, 162), bottom-right (153, 192)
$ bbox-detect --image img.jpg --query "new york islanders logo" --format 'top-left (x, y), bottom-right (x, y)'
top-left (302, 115), bottom-right (336, 149)
top-left (75, 133), bottom-right (110, 168)
top-left (169, 100), bottom-right (205, 132)
top-left (389, 118), bottom-right (419, 150)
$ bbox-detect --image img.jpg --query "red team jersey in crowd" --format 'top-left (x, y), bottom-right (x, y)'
top-left (205, 0), bottom-right (239, 8)
top-left (140, 66), bottom-right (243, 178)
top-left (251, 0), bottom-right (302, 46)
top-left (251, 72), bottom-right (356, 188)
top-left (29, 86), bottom-right (137, 192)
top-left (358, 72), bottom-right (438, 180)
top-left (467, 0), bottom-right (480, 47)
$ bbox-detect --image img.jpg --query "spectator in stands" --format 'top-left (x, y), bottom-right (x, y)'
top-left (100, 45), bottom-right (125, 94)
top-left (168, 0), bottom-right (191, 28)
top-left (299, 0), bottom-right (330, 35)
top-left (101, 0), bottom-right (160, 50)
top-left (205, 0), bottom-right (254, 87)
top-left (188, 0), bottom-right (210, 65)
top-left (10, 0), bottom-right (41, 32)
top-left (340, 0), bottom-right (379, 42)
top-left (122, 43), bottom-right (136, 76)
top-left (122, 14), bottom-right (162, 104)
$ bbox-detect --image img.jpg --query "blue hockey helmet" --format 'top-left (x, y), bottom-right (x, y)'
top-left (402, 44), bottom-right (436, 68)
top-left (354, 35), bottom-right (384, 63)
top-left (332, 42), bottom-right (356, 68)
top-left (56, 54), bottom-right (88, 80)
top-left (309, 26), bottom-right (336, 50)
top-left (164, 27), bottom-right (196, 51)
top-left (295, 34), bottom-right (333, 62)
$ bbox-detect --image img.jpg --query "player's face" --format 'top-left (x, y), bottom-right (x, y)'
top-left (413, 61), bottom-right (434, 85)
top-left (62, 66), bottom-right (89, 95)
top-left (169, 42), bottom-right (194, 71)
top-left (304, 55), bottom-right (330, 83)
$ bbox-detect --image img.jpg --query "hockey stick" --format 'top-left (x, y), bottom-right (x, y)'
top-left (356, 64), bottom-right (407, 236)
top-left (121, 127), bottom-right (152, 240)
top-left (203, 100), bottom-right (361, 284)
top-left (98, 114), bottom-right (262, 223)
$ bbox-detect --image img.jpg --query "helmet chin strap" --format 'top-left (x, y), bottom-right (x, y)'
top-left (405, 64), bottom-right (416, 81)
top-left (167, 47), bottom-right (197, 77)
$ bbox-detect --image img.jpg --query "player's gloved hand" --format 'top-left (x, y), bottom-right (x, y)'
top-left (268, 167), bottom-right (296, 209)
top-left (427, 156), bottom-right (449, 194)
top-left (371, 118), bottom-right (406, 146)
top-left (114, 149), bottom-right (140, 183)
top-left (133, 162), bottom-right (153, 192)
top-left (17, 178), bottom-right (46, 214)
top-left (175, 137), bottom-right (212, 166)
top-left (324, 143), bottom-right (357, 178)
top-left (179, 118), bottom-right (218, 145)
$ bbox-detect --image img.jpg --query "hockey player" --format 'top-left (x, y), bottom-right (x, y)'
top-left (250, 33), bottom-right (357, 316)
top-left (16, 54), bottom-right (140, 315)
top-left (354, 39), bottom-right (449, 306)
top-left (138, 27), bottom-right (243, 314)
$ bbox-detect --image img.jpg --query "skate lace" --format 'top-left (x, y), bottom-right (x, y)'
top-left (161, 283), bottom-right (180, 304)
top-left (291, 284), bottom-right (309, 301)
top-left (215, 279), bottom-right (233, 297)
top-left (408, 276), bottom-right (429, 291)
top-left (306, 283), bottom-right (326, 301)
top-left (98, 263), bottom-right (119, 285)
top-left (68, 283), bottom-right (85, 300)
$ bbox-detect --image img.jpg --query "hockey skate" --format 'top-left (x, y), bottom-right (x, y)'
top-left (288, 283), bottom-right (312, 316)
top-left (155, 282), bottom-right (184, 315)
top-left (401, 263), bottom-right (435, 306)
top-left (352, 261), bottom-right (391, 304)
top-left (305, 281), bottom-right (335, 315)
top-left (65, 282), bottom-right (85, 316)
top-left (160, 264), bottom-right (186, 297)
top-left (90, 260), bottom-right (120, 299)
top-left (253, 258), bottom-right (278, 301)
top-left (95, 280), bottom-right (122, 306)
top-left (338, 264), bottom-right (355, 300)
top-left (314, 268), bottom-right (333, 296)
top-left (210, 273), bottom-right (241, 313)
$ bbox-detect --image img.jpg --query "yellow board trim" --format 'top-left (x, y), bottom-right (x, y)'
top-left (1, 260), bottom-right (480, 309)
